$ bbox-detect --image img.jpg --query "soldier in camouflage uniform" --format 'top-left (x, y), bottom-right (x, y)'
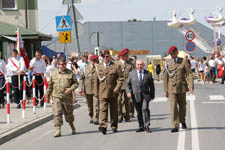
top-left (46, 59), bottom-right (79, 137)
top-left (116, 48), bottom-right (134, 122)
top-left (79, 55), bottom-right (100, 125)
top-left (94, 50), bottom-right (124, 135)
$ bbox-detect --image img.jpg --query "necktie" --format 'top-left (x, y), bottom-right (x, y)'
top-left (174, 59), bottom-right (177, 64)
top-left (139, 71), bottom-right (142, 85)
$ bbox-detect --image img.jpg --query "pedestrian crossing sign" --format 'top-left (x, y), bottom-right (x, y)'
top-left (59, 31), bottom-right (72, 43)
top-left (56, 15), bottom-right (72, 32)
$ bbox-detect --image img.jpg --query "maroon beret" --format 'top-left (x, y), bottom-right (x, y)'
top-left (123, 48), bottom-right (129, 53)
top-left (90, 55), bottom-right (98, 61)
top-left (168, 46), bottom-right (178, 54)
top-left (101, 49), bottom-right (110, 57)
top-left (119, 48), bottom-right (129, 56)
top-left (103, 49), bottom-right (110, 55)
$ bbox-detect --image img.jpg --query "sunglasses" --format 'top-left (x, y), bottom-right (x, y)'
top-left (104, 55), bottom-right (110, 58)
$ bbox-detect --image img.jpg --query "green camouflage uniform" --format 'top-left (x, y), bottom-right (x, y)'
top-left (46, 69), bottom-right (79, 127)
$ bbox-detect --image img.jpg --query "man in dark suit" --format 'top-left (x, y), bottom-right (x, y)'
top-left (126, 60), bottom-right (155, 133)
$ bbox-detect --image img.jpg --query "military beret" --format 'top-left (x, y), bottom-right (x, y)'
top-left (90, 55), bottom-right (98, 61)
top-left (103, 49), bottom-right (110, 55)
top-left (119, 48), bottom-right (129, 56)
top-left (101, 49), bottom-right (110, 57)
top-left (168, 46), bottom-right (178, 54)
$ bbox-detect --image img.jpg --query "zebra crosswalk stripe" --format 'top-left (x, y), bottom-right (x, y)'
top-left (153, 97), bottom-right (168, 102)
top-left (209, 95), bottom-right (225, 101)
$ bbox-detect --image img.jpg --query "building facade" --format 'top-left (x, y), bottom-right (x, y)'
top-left (0, 0), bottom-right (38, 31)
top-left (43, 21), bottom-right (225, 58)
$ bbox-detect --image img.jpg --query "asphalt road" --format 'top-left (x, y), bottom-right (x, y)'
top-left (1, 83), bottom-right (225, 150)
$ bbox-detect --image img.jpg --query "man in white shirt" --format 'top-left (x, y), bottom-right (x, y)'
top-left (30, 50), bottom-right (46, 107)
top-left (66, 56), bottom-right (73, 70)
top-left (208, 56), bottom-right (216, 83)
top-left (77, 55), bottom-right (89, 80)
top-left (0, 51), bottom-right (7, 108)
top-left (190, 57), bottom-right (197, 75)
top-left (7, 49), bottom-right (26, 108)
top-left (46, 59), bottom-right (57, 82)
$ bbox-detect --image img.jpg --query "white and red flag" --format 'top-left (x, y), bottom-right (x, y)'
top-left (15, 27), bottom-right (29, 69)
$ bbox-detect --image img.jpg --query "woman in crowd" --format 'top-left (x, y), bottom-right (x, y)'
top-left (155, 61), bottom-right (161, 81)
top-left (148, 62), bottom-right (154, 77)
top-left (198, 59), bottom-right (205, 83)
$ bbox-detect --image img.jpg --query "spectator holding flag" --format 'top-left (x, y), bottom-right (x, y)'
top-left (7, 49), bottom-right (26, 108)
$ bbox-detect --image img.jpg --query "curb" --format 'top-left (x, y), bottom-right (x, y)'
top-left (0, 103), bottom-right (81, 145)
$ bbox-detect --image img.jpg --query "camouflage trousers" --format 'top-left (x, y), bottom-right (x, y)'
top-left (52, 97), bottom-right (74, 127)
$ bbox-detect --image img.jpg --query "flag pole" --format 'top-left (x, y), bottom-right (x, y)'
top-left (16, 26), bottom-right (21, 90)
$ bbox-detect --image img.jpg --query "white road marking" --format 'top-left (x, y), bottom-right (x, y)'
top-left (190, 96), bottom-right (200, 150)
top-left (177, 95), bottom-right (195, 150)
top-left (153, 97), bottom-right (167, 102)
top-left (209, 95), bottom-right (225, 101)
top-left (202, 102), bottom-right (225, 104)
top-left (177, 128), bottom-right (186, 150)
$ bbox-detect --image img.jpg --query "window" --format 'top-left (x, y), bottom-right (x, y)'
top-left (2, 0), bottom-right (17, 10)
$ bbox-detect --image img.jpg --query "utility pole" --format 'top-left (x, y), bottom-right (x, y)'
top-left (71, 0), bottom-right (81, 58)
top-left (24, 0), bottom-right (28, 29)
top-left (97, 32), bottom-right (100, 47)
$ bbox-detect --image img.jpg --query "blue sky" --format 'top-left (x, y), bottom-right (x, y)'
top-left (38, 0), bottom-right (225, 35)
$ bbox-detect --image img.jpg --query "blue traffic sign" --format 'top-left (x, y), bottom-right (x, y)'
top-left (56, 15), bottom-right (72, 32)
top-left (186, 41), bottom-right (196, 52)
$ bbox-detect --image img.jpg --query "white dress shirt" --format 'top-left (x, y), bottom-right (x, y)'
top-left (0, 59), bottom-right (7, 76)
top-left (208, 59), bottom-right (216, 67)
top-left (120, 59), bottom-right (125, 64)
top-left (66, 61), bottom-right (72, 70)
top-left (30, 58), bottom-right (46, 74)
top-left (45, 64), bottom-right (57, 82)
top-left (104, 62), bottom-right (111, 68)
top-left (7, 56), bottom-right (26, 76)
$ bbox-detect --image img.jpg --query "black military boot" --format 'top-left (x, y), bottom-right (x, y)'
top-left (170, 128), bottom-right (179, 133)
top-left (181, 123), bottom-right (187, 129)
top-left (112, 128), bottom-right (117, 133)
top-left (99, 127), bottom-right (107, 135)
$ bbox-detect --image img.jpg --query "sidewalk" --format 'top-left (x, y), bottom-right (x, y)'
top-left (0, 93), bottom-right (83, 145)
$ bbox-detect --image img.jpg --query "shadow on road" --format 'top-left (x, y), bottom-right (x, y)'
top-left (186, 127), bottom-right (225, 131)
top-left (151, 114), bottom-right (170, 117)
top-left (151, 117), bottom-right (169, 121)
